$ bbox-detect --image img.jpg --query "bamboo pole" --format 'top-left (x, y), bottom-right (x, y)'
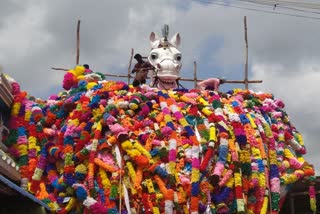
top-left (223, 80), bottom-right (262, 84)
top-left (51, 67), bottom-right (69, 71)
top-left (76, 20), bottom-right (81, 65)
top-left (103, 73), bottom-right (262, 84)
top-left (193, 61), bottom-right (197, 88)
top-left (179, 78), bottom-right (263, 84)
top-left (127, 48), bottom-right (134, 84)
top-left (104, 73), bottom-right (133, 78)
top-left (244, 16), bottom-right (249, 90)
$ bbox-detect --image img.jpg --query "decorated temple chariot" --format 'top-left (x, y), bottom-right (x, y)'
top-left (0, 25), bottom-right (316, 214)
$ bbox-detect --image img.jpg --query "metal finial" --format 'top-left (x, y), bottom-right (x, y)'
top-left (162, 24), bottom-right (169, 41)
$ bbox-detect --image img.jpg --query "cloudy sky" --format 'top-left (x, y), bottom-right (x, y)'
top-left (1, 0), bottom-right (319, 174)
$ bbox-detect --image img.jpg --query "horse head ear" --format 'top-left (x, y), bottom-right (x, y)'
top-left (150, 32), bottom-right (158, 42)
top-left (150, 32), bottom-right (160, 48)
top-left (170, 33), bottom-right (181, 47)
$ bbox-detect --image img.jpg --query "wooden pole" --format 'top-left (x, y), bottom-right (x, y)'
top-left (103, 73), bottom-right (262, 84)
top-left (76, 20), bottom-right (81, 65)
top-left (223, 80), bottom-right (262, 84)
top-left (244, 16), bottom-right (249, 90)
top-left (104, 73), bottom-right (133, 78)
top-left (51, 67), bottom-right (69, 71)
top-left (127, 48), bottom-right (134, 84)
top-left (193, 61), bottom-right (197, 88)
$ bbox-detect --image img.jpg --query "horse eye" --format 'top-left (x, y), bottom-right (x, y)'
top-left (176, 55), bottom-right (182, 61)
top-left (151, 53), bottom-right (158, 60)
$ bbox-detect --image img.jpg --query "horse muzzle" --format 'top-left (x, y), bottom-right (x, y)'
top-left (156, 60), bottom-right (181, 79)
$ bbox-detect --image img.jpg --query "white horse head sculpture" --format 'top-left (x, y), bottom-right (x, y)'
top-left (148, 32), bottom-right (182, 89)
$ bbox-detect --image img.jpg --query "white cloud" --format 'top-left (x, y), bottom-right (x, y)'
top-left (0, 3), bottom-right (51, 60)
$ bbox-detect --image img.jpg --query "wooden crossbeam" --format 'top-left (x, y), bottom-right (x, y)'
top-left (104, 73), bottom-right (134, 79)
top-left (103, 72), bottom-right (262, 84)
top-left (51, 67), bottom-right (69, 71)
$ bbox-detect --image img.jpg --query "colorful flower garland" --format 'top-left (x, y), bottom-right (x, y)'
top-left (2, 67), bottom-right (315, 213)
